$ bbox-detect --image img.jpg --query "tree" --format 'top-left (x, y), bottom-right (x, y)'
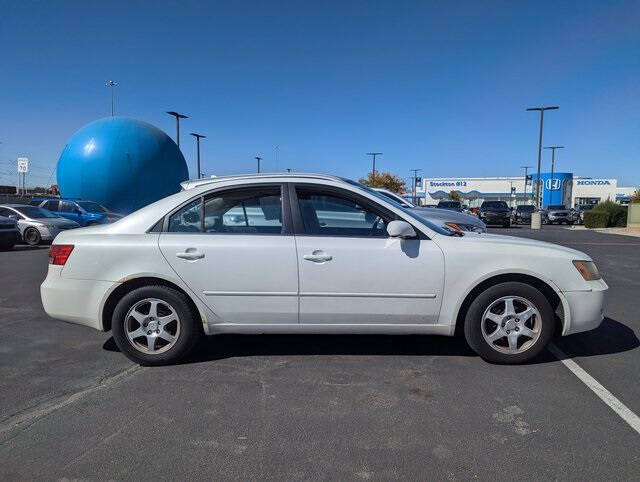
top-left (449, 190), bottom-right (462, 201)
top-left (358, 172), bottom-right (406, 193)
top-left (631, 190), bottom-right (640, 204)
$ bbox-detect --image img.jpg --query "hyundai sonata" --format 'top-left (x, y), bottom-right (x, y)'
top-left (41, 173), bottom-right (607, 365)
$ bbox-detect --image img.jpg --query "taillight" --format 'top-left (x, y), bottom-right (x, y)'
top-left (49, 244), bottom-right (74, 265)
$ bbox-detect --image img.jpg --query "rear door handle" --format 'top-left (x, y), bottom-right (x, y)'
top-left (303, 250), bottom-right (332, 263)
top-left (176, 249), bottom-right (205, 261)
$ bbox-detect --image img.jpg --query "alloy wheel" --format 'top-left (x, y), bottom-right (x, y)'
top-left (124, 298), bottom-right (181, 354)
top-left (481, 296), bottom-right (542, 354)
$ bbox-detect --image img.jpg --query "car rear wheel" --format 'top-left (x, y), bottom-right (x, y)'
top-left (23, 227), bottom-right (41, 246)
top-left (111, 285), bottom-right (202, 366)
top-left (464, 282), bottom-right (554, 364)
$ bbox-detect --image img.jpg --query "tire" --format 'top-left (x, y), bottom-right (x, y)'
top-left (0, 242), bottom-right (14, 251)
top-left (111, 285), bottom-right (202, 366)
top-left (463, 282), bottom-right (554, 364)
top-left (23, 227), bottom-right (41, 246)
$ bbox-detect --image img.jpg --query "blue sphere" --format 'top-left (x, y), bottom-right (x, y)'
top-left (57, 117), bottom-right (189, 213)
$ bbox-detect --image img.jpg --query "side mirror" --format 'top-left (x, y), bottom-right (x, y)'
top-left (8, 214), bottom-right (17, 220)
top-left (387, 220), bottom-right (416, 239)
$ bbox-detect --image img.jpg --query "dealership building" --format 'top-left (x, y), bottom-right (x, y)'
top-left (415, 173), bottom-right (637, 208)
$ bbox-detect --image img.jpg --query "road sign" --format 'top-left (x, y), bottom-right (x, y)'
top-left (17, 158), bottom-right (29, 173)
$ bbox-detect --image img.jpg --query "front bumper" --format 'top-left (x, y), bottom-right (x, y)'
top-left (40, 265), bottom-right (117, 331)
top-left (561, 279), bottom-right (608, 335)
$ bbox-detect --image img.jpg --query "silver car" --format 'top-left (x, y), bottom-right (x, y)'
top-left (0, 204), bottom-right (80, 245)
top-left (373, 189), bottom-right (487, 233)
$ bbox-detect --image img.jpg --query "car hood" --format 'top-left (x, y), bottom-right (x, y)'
top-left (411, 207), bottom-right (485, 227)
top-left (455, 232), bottom-right (588, 259)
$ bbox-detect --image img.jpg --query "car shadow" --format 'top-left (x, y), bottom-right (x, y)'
top-left (102, 317), bottom-right (638, 365)
top-left (552, 317), bottom-right (640, 358)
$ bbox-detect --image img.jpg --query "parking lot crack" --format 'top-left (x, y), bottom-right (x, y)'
top-left (0, 364), bottom-right (143, 444)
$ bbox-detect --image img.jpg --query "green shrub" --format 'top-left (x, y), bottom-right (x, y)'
top-left (584, 211), bottom-right (609, 228)
top-left (592, 199), bottom-right (627, 227)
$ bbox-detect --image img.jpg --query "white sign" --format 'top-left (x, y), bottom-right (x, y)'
top-left (17, 158), bottom-right (29, 173)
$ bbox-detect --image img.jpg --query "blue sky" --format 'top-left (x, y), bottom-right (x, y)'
top-left (1, 0), bottom-right (639, 187)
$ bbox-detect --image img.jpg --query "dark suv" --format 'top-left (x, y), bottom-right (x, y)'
top-left (479, 201), bottom-right (511, 227)
top-left (436, 200), bottom-right (463, 212)
top-left (513, 204), bottom-right (535, 224)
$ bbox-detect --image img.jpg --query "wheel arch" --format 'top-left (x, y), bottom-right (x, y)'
top-left (453, 272), bottom-right (569, 337)
top-left (101, 275), bottom-right (208, 332)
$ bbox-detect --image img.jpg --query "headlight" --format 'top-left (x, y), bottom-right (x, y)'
top-left (445, 222), bottom-right (463, 233)
top-left (572, 260), bottom-right (601, 281)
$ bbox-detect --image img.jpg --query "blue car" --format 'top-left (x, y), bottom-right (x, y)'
top-left (30, 198), bottom-right (123, 227)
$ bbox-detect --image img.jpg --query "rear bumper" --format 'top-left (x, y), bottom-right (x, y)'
top-left (40, 265), bottom-right (117, 331)
top-left (561, 279), bottom-right (608, 335)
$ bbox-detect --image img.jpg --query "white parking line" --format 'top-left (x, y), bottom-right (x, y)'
top-left (549, 343), bottom-right (640, 435)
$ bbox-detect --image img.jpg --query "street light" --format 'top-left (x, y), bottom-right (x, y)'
top-left (544, 146), bottom-right (564, 206)
top-left (166, 111), bottom-right (188, 147)
top-left (526, 106), bottom-right (559, 210)
top-left (255, 156), bottom-right (263, 173)
top-left (106, 80), bottom-right (117, 116)
top-left (189, 133), bottom-right (206, 179)
top-left (366, 152), bottom-right (382, 178)
top-left (520, 166), bottom-right (532, 200)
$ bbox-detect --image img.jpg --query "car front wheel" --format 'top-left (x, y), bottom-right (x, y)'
top-left (464, 282), bottom-right (554, 364)
top-left (23, 227), bottom-right (41, 246)
top-left (111, 285), bottom-right (202, 366)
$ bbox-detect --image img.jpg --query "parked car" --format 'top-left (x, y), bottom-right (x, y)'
top-left (41, 173), bottom-right (607, 366)
top-left (575, 204), bottom-right (595, 224)
top-left (544, 205), bottom-right (573, 225)
top-left (30, 198), bottom-right (123, 226)
top-left (0, 214), bottom-right (20, 250)
top-left (436, 200), bottom-right (463, 212)
top-left (0, 204), bottom-right (80, 245)
top-left (373, 189), bottom-right (487, 233)
top-left (513, 205), bottom-right (535, 224)
top-left (478, 201), bottom-right (511, 227)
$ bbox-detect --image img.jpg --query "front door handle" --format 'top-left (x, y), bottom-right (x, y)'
top-left (176, 249), bottom-right (205, 261)
top-left (303, 250), bottom-right (333, 263)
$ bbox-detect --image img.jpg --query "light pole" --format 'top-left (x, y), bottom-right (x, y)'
top-left (255, 156), bottom-right (263, 173)
top-left (544, 146), bottom-right (564, 206)
top-left (166, 111), bottom-right (188, 147)
top-left (106, 80), bottom-right (117, 116)
top-left (366, 152), bottom-right (382, 178)
top-left (410, 168), bottom-right (422, 205)
top-left (526, 106), bottom-right (559, 210)
top-left (190, 133), bottom-right (206, 179)
top-left (520, 165), bottom-right (532, 202)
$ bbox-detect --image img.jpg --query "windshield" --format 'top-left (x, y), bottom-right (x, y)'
top-left (548, 205), bottom-right (567, 210)
top-left (77, 201), bottom-right (108, 213)
top-left (482, 201), bottom-right (509, 209)
top-left (13, 206), bottom-right (59, 219)
top-left (438, 201), bottom-right (460, 208)
top-left (517, 205), bottom-right (535, 212)
top-left (343, 179), bottom-right (452, 236)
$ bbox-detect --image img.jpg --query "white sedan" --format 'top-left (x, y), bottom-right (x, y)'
top-left (41, 173), bottom-right (607, 365)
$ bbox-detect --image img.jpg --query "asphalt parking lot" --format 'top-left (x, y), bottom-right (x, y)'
top-left (1, 226), bottom-right (639, 480)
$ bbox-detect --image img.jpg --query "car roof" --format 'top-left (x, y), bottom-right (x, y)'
top-left (180, 172), bottom-right (345, 190)
top-left (0, 203), bottom-right (33, 208)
